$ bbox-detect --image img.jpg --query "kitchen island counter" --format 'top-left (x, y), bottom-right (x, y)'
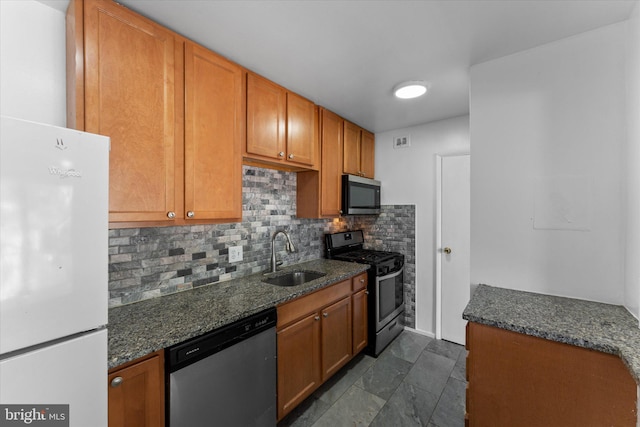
top-left (108, 259), bottom-right (368, 368)
top-left (463, 284), bottom-right (640, 383)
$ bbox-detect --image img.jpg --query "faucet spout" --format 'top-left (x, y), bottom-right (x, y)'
top-left (270, 230), bottom-right (296, 273)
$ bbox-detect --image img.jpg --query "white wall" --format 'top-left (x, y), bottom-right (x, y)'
top-left (625, 2), bottom-right (640, 319)
top-left (0, 0), bottom-right (67, 127)
top-left (470, 23), bottom-right (627, 304)
top-left (376, 115), bottom-right (469, 335)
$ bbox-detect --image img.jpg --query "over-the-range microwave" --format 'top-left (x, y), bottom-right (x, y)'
top-left (341, 174), bottom-right (381, 215)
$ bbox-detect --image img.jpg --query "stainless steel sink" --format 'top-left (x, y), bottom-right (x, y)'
top-left (263, 270), bottom-right (326, 287)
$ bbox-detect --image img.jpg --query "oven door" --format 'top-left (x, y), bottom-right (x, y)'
top-left (375, 266), bottom-right (404, 332)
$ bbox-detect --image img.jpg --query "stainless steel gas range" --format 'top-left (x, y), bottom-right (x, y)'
top-left (325, 230), bottom-right (405, 357)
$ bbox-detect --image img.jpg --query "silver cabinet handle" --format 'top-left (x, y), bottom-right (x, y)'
top-left (110, 377), bottom-right (123, 388)
top-left (443, 247), bottom-right (452, 254)
top-left (278, 151), bottom-right (285, 157)
top-left (187, 211), bottom-right (195, 218)
top-left (323, 312), bottom-right (328, 318)
top-left (167, 211), bottom-right (176, 219)
top-left (365, 290), bottom-right (370, 295)
top-left (360, 278), bottom-right (365, 283)
top-left (314, 316), bottom-right (320, 321)
top-left (288, 154), bottom-right (294, 159)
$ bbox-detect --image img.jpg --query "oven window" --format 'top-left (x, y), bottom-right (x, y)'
top-left (378, 271), bottom-right (404, 320)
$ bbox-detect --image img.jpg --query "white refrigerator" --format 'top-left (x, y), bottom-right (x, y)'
top-left (0, 116), bottom-right (109, 426)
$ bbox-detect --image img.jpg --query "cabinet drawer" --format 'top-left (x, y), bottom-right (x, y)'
top-left (277, 279), bottom-right (351, 328)
top-left (352, 272), bottom-right (367, 292)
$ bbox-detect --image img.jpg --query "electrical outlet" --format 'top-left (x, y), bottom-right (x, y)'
top-left (229, 246), bottom-right (243, 263)
top-left (393, 135), bottom-right (411, 149)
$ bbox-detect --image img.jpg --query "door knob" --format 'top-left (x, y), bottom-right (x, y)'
top-left (443, 247), bottom-right (452, 254)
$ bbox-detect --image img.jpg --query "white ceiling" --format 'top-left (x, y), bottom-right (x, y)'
top-left (43, 0), bottom-right (637, 133)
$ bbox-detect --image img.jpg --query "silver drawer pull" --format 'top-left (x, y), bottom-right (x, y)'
top-left (110, 376), bottom-right (123, 388)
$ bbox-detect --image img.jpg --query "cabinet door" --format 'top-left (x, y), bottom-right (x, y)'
top-left (466, 322), bottom-right (637, 427)
top-left (108, 352), bottom-right (164, 427)
top-left (184, 42), bottom-right (243, 221)
top-left (246, 73), bottom-right (286, 160)
top-left (360, 130), bottom-right (375, 178)
top-left (286, 92), bottom-right (318, 167)
top-left (321, 296), bottom-right (352, 381)
top-left (350, 272), bottom-right (368, 354)
top-left (343, 121), bottom-right (361, 176)
top-left (84, 0), bottom-right (180, 223)
top-left (320, 109), bottom-right (343, 216)
top-left (277, 313), bottom-right (321, 420)
top-left (352, 288), bottom-right (368, 355)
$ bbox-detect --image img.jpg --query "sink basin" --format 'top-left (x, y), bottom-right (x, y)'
top-left (263, 270), bottom-right (326, 287)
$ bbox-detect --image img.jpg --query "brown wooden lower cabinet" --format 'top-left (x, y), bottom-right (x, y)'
top-left (108, 351), bottom-right (164, 427)
top-left (276, 311), bottom-right (322, 419)
top-left (465, 322), bottom-right (637, 427)
top-left (276, 272), bottom-right (368, 421)
top-left (321, 296), bottom-right (352, 381)
top-left (351, 272), bottom-right (368, 355)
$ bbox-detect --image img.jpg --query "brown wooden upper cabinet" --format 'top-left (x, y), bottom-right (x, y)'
top-left (297, 108), bottom-right (343, 218)
top-left (246, 72), bottom-right (319, 170)
top-left (184, 43), bottom-right (243, 222)
top-left (67, 0), bottom-right (243, 227)
top-left (319, 109), bottom-right (344, 217)
top-left (343, 121), bottom-right (375, 178)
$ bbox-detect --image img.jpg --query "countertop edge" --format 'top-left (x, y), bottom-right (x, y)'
top-left (463, 284), bottom-right (640, 384)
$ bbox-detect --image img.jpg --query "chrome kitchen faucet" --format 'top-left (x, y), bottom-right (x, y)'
top-left (270, 231), bottom-right (297, 273)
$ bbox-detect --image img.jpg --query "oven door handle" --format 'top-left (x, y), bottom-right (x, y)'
top-left (377, 266), bottom-right (403, 282)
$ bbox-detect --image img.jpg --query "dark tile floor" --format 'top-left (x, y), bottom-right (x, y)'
top-left (278, 330), bottom-right (467, 427)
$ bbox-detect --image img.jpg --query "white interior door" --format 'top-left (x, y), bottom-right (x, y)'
top-left (437, 155), bottom-right (470, 345)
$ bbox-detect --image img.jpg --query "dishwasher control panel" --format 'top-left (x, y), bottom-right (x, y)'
top-left (166, 307), bottom-right (277, 372)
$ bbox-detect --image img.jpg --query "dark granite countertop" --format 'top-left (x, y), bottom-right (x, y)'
top-left (108, 259), bottom-right (368, 369)
top-left (463, 284), bottom-right (640, 383)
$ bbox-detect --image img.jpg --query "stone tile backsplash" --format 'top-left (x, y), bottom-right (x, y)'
top-left (109, 166), bottom-right (417, 327)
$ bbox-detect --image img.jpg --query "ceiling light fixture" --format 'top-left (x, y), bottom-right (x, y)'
top-left (393, 81), bottom-right (428, 99)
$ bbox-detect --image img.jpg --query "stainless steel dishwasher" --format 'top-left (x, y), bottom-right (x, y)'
top-left (166, 307), bottom-right (277, 427)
